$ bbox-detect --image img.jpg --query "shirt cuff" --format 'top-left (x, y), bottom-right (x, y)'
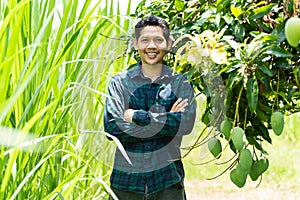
top-left (132, 110), bottom-right (151, 126)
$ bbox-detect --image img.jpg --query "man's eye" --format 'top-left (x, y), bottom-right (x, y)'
top-left (141, 39), bottom-right (149, 43)
top-left (155, 39), bottom-right (163, 43)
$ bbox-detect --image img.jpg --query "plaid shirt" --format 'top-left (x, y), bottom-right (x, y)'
top-left (104, 61), bottom-right (196, 195)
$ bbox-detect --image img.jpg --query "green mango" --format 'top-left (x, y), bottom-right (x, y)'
top-left (270, 111), bottom-right (284, 136)
top-left (249, 160), bottom-right (260, 181)
top-left (230, 164), bottom-right (247, 188)
top-left (220, 119), bottom-right (233, 140)
top-left (257, 158), bottom-right (269, 174)
top-left (249, 158), bottom-right (269, 181)
top-left (232, 127), bottom-right (245, 151)
top-left (208, 137), bottom-right (222, 159)
top-left (239, 149), bottom-right (253, 171)
top-left (285, 17), bottom-right (300, 47)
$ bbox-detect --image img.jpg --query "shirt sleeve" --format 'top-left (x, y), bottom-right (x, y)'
top-left (132, 77), bottom-right (197, 137)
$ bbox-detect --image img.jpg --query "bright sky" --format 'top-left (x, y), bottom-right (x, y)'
top-left (98, 0), bottom-right (142, 15)
top-left (53, 0), bottom-right (142, 29)
top-left (118, 0), bottom-right (142, 14)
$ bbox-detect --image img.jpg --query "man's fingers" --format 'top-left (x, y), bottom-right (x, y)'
top-left (173, 98), bottom-right (182, 107)
top-left (171, 98), bottom-right (189, 112)
top-left (170, 98), bottom-right (181, 112)
top-left (177, 100), bottom-right (188, 111)
top-left (176, 100), bottom-right (187, 108)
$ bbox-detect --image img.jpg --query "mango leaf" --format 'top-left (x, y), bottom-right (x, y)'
top-left (222, 13), bottom-right (234, 24)
top-left (233, 21), bottom-right (245, 41)
top-left (246, 135), bottom-right (268, 154)
top-left (249, 3), bottom-right (276, 20)
top-left (226, 69), bottom-right (243, 91)
top-left (272, 23), bottom-right (286, 44)
top-left (251, 119), bottom-right (272, 144)
top-left (246, 76), bottom-right (259, 113)
top-left (230, 5), bottom-right (243, 18)
top-left (277, 62), bottom-right (294, 69)
top-left (223, 36), bottom-right (239, 50)
top-left (258, 61), bottom-right (274, 77)
top-left (174, 0), bottom-right (184, 11)
top-left (257, 122), bottom-right (272, 144)
top-left (265, 46), bottom-right (293, 57)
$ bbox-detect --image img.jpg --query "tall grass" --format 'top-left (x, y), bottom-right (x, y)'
top-left (0, 0), bottom-right (134, 199)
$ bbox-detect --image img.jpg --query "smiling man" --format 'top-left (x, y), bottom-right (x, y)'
top-left (104, 16), bottom-right (196, 200)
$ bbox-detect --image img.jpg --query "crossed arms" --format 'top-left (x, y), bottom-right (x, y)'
top-left (104, 77), bottom-right (196, 143)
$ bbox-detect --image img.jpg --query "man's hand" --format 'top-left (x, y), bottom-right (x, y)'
top-left (124, 109), bottom-right (135, 123)
top-left (170, 98), bottom-right (189, 113)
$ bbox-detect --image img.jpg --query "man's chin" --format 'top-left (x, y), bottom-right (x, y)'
top-left (143, 60), bottom-right (163, 65)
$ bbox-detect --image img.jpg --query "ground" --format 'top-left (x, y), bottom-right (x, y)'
top-left (185, 179), bottom-right (300, 200)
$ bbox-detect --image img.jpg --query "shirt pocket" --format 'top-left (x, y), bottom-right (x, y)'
top-left (155, 94), bottom-right (177, 112)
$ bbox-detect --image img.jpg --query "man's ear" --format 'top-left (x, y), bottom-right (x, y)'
top-left (133, 38), bottom-right (138, 50)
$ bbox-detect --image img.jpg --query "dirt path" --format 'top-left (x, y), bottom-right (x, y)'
top-left (185, 179), bottom-right (300, 200)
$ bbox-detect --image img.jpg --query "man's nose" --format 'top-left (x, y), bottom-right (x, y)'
top-left (147, 40), bottom-right (156, 48)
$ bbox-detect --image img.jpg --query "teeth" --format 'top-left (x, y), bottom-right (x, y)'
top-left (147, 53), bottom-right (157, 58)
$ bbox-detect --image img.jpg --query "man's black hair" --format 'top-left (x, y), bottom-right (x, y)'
top-left (135, 15), bottom-right (170, 41)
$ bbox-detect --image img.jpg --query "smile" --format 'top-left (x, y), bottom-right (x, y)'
top-left (146, 52), bottom-right (159, 58)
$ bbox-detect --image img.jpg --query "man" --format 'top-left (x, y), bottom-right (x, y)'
top-left (104, 15), bottom-right (196, 200)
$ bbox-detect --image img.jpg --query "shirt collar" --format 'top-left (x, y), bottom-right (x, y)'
top-left (128, 60), bottom-right (173, 80)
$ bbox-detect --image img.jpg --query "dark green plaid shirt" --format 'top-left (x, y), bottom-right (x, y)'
top-left (104, 61), bottom-right (196, 195)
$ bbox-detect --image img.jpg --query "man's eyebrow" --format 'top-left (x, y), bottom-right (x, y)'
top-left (140, 35), bottom-right (164, 38)
top-left (139, 36), bottom-right (149, 39)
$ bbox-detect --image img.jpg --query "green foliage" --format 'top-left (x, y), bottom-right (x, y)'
top-left (133, 0), bottom-right (300, 187)
top-left (207, 137), bottom-right (222, 159)
top-left (0, 0), bottom-right (133, 199)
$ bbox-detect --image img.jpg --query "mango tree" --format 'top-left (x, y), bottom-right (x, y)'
top-left (132, 0), bottom-right (300, 187)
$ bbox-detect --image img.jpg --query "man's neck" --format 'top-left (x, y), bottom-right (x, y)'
top-left (141, 63), bottom-right (163, 82)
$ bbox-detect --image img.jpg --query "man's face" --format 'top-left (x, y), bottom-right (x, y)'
top-left (134, 26), bottom-right (172, 65)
